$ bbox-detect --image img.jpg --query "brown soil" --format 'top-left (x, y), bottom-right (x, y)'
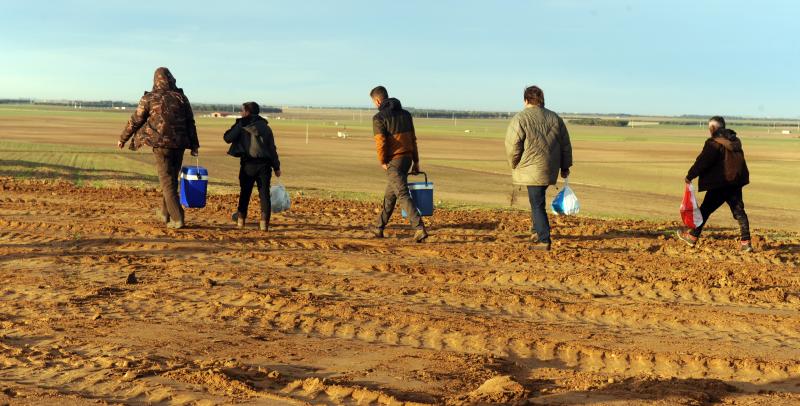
top-left (1, 177), bottom-right (799, 405)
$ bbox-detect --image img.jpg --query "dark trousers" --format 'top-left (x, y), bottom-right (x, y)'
top-left (153, 148), bottom-right (185, 223)
top-left (527, 185), bottom-right (551, 243)
top-left (690, 185), bottom-right (751, 241)
top-left (376, 156), bottom-right (424, 230)
top-left (237, 163), bottom-right (272, 222)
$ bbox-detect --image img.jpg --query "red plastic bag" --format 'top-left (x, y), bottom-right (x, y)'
top-left (680, 183), bottom-right (703, 228)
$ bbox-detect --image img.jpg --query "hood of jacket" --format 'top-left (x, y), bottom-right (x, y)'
top-left (379, 97), bottom-right (403, 112)
top-left (153, 67), bottom-right (178, 92)
top-left (239, 115), bottom-right (268, 127)
top-left (712, 129), bottom-right (742, 152)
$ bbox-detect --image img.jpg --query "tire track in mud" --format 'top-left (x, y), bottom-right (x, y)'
top-left (3, 178), bottom-right (800, 404)
top-left (45, 276), bottom-right (800, 387)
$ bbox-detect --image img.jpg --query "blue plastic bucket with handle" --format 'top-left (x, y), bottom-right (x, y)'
top-left (402, 171), bottom-right (434, 218)
top-left (179, 165), bottom-right (209, 208)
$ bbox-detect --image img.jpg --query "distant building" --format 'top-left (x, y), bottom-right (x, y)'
top-left (782, 130), bottom-right (792, 135)
top-left (211, 112), bottom-right (232, 118)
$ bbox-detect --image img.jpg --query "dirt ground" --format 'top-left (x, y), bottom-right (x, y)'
top-left (1, 177), bottom-right (800, 405)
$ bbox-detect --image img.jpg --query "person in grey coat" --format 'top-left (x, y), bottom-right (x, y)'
top-left (504, 86), bottom-right (573, 251)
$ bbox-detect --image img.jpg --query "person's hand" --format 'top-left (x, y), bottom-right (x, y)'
top-left (190, 148), bottom-right (199, 157)
top-left (411, 162), bottom-right (421, 174)
top-left (381, 164), bottom-right (388, 171)
top-left (561, 168), bottom-right (570, 178)
top-left (275, 169), bottom-right (282, 177)
top-left (117, 141), bottom-right (125, 149)
top-left (685, 177), bottom-right (691, 184)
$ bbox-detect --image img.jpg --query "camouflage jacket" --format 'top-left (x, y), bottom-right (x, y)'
top-left (120, 67), bottom-right (200, 151)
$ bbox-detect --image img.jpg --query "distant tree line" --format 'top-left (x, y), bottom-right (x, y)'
top-left (193, 104), bottom-right (282, 113)
top-left (0, 99), bottom-right (139, 108)
top-left (0, 99), bottom-right (33, 105)
top-left (665, 119), bottom-right (798, 127)
top-left (406, 109), bottom-right (513, 119)
top-left (568, 118), bottom-right (629, 127)
top-left (0, 99), bottom-right (282, 114)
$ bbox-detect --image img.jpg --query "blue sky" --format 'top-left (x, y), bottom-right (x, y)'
top-left (1, 1), bottom-right (797, 117)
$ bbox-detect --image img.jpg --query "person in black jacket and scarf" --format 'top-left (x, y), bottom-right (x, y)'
top-left (223, 102), bottom-right (281, 231)
top-left (676, 116), bottom-right (752, 252)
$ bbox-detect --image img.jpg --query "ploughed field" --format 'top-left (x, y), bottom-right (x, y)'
top-left (1, 177), bottom-right (800, 405)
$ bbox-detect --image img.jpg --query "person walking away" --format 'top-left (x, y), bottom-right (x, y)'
top-left (676, 116), bottom-right (752, 252)
top-left (223, 102), bottom-right (281, 232)
top-left (118, 67), bottom-right (199, 229)
top-left (369, 86), bottom-right (428, 242)
top-left (504, 85), bottom-right (572, 251)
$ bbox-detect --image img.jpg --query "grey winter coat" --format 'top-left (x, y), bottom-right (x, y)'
top-left (504, 106), bottom-right (572, 186)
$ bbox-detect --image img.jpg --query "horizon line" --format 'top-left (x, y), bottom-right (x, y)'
top-left (2, 97), bottom-right (799, 122)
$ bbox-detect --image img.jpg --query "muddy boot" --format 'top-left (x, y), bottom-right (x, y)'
top-left (232, 212), bottom-right (245, 229)
top-left (675, 230), bottom-right (697, 247)
top-left (530, 241), bottom-right (551, 251)
top-left (166, 220), bottom-right (184, 229)
top-left (155, 208), bottom-right (169, 224)
top-left (413, 228), bottom-right (428, 243)
top-left (259, 213), bottom-right (269, 232)
top-left (371, 227), bottom-right (384, 238)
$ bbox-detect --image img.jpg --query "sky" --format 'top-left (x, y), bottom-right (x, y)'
top-left (1, 1), bottom-right (798, 117)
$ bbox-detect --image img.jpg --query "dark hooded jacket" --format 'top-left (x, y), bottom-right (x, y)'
top-left (120, 67), bottom-right (200, 151)
top-left (686, 128), bottom-right (750, 191)
top-left (372, 98), bottom-right (419, 165)
top-left (223, 115), bottom-right (280, 171)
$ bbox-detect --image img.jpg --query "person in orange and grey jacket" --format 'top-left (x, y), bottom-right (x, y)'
top-left (223, 102), bottom-right (281, 232)
top-left (676, 116), bottom-right (752, 252)
top-left (118, 67), bottom-right (199, 229)
top-left (369, 86), bottom-right (428, 243)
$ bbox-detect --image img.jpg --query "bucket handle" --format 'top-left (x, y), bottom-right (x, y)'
top-left (409, 171), bottom-right (428, 185)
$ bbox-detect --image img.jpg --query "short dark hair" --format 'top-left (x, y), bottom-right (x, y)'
top-left (242, 101), bottom-right (260, 115)
top-left (524, 86), bottom-right (545, 107)
top-left (708, 116), bottom-right (726, 129)
top-left (370, 86), bottom-right (388, 101)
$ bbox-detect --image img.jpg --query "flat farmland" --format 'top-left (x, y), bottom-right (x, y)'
top-left (1, 105), bottom-right (797, 232)
top-left (1, 106), bottom-right (800, 405)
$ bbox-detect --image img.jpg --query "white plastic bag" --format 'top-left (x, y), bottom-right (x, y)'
top-left (270, 182), bottom-right (291, 213)
top-left (551, 178), bottom-right (580, 215)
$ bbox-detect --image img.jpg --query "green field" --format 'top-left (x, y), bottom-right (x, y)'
top-left (1, 104), bottom-right (798, 231)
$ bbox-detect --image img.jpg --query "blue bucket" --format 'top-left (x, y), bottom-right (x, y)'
top-left (402, 172), bottom-right (434, 218)
top-left (179, 166), bottom-right (209, 208)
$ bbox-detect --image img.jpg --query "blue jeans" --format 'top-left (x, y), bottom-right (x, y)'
top-left (527, 185), bottom-right (551, 243)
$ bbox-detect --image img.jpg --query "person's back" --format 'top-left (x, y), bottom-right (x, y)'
top-left (504, 85), bottom-right (572, 251)
top-left (223, 102), bottom-right (281, 232)
top-left (368, 86), bottom-right (427, 243)
top-left (122, 67), bottom-right (199, 152)
top-left (237, 116), bottom-right (278, 164)
top-left (689, 128), bottom-right (749, 192)
top-left (373, 97), bottom-right (418, 165)
top-left (118, 67), bottom-right (199, 229)
top-left (677, 116), bottom-right (752, 252)
top-left (507, 106), bottom-right (571, 186)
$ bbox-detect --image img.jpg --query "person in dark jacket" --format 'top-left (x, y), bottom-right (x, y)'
top-left (223, 102), bottom-right (281, 231)
top-left (369, 86), bottom-right (428, 242)
top-left (676, 116), bottom-right (752, 252)
top-left (118, 67), bottom-right (199, 229)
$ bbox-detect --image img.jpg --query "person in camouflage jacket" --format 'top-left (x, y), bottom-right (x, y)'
top-left (118, 67), bottom-right (199, 229)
